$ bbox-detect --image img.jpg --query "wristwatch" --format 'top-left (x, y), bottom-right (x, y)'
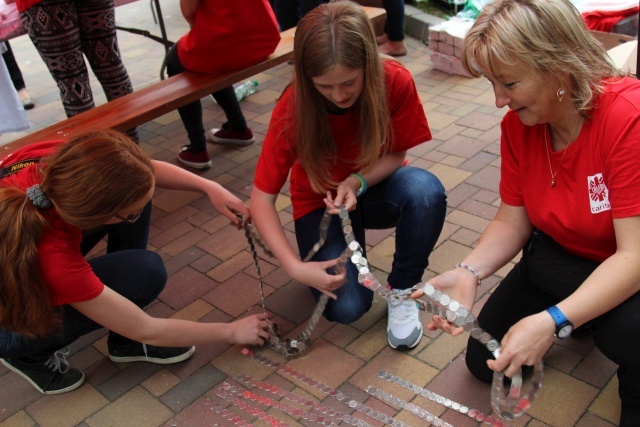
top-left (545, 305), bottom-right (574, 339)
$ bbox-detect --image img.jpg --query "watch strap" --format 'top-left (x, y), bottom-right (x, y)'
top-left (545, 305), bottom-right (568, 327)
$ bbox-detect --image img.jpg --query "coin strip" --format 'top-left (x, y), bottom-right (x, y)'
top-left (235, 374), bottom-right (344, 424)
top-left (365, 385), bottom-right (452, 427)
top-left (375, 370), bottom-right (512, 427)
top-left (242, 348), bottom-right (411, 427)
top-left (214, 385), bottom-right (289, 426)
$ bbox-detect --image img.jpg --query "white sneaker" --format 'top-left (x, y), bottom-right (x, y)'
top-left (387, 290), bottom-right (423, 350)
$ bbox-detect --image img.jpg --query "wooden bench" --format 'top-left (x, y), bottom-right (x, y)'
top-left (2, 7), bottom-right (386, 154)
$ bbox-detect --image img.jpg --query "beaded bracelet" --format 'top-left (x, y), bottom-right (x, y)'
top-left (455, 262), bottom-right (482, 286)
top-left (350, 173), bottom-right (367, 197)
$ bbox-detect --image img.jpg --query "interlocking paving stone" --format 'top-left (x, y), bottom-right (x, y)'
top-left (0, 1), bottom-right (620, 425)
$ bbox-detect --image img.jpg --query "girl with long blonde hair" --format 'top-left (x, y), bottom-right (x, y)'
top-left (251, 0), bottom-right (446, 350)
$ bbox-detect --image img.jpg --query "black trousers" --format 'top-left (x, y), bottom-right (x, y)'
top-left (466, 230), bottom-right (640, 425)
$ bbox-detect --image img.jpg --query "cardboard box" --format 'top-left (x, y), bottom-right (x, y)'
top-left (590, 30), bottom-right (637, 76)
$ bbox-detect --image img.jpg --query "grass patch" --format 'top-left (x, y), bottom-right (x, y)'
top-left (409, 0), bottom-right (461, 19)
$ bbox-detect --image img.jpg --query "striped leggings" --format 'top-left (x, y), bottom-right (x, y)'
top-left (20, 0), bottom-right (136, 133)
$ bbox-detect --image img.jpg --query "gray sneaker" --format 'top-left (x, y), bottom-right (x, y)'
top-left (1, 347), bottom-right (85, 394)
top-left (387, 291), bottom-right (423, 350)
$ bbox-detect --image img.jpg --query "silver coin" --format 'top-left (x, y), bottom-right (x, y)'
top-left (470, 328), bottom-right (483, 338)
top-left (423, 283), bottom-right (435, 295)
top-left (478, 333), bottom-right (491, 344)
top-left (438, 294), bottom-right (451, 306)
top-left (339, 210), bottom-right (349, 219)
top-left (446, 311), bottom-right (457, 322)
top-left (457, 307), bottom-right (469, 317)
top-left (487, 339), bottom-right (499, 351)
top-left (343, 225), bottom-right (353, 234)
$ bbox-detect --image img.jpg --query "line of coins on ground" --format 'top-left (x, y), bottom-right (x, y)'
top-left (212, 383), bottom-right (290, 426)
top-left (241, 348), bottom-right (413, 427)
top-left (374, 370), bottom-right (511, 427)
top-left (335, 206), bottom-right (544, 420)
top-left (234, 374), bottom-right (353, 426)
top-left (364, 385), bottom-right (452, 427)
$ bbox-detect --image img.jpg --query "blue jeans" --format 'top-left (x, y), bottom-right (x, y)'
top-left (295, 166), bottom-right (446, 324)
top-left (0, 202), bottom-right (168, 360)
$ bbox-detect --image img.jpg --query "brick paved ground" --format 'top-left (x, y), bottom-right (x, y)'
top-left (0, 1), bottom-right (621, 426)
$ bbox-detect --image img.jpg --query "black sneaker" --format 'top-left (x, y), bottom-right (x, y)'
top-left (1, 348), bottom-right (85, 395)
top-left (108, 341), bottom-right (195, 364)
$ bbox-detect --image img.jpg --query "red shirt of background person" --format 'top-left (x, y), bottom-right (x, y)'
top-left (177, 0), bottom-right (281, 74)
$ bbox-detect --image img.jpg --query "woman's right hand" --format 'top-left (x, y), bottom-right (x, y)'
top-left (411, 268), bottom-right (478, 335)
top-left (290, 259), bottom-right (346, 300)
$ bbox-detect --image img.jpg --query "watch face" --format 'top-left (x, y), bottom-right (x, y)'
top-left (558, 324), bottom-right (573, 339)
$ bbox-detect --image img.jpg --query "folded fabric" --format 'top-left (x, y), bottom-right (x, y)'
top-left (0, 1), bottom-right (26, 43)
top-left (582, 7), bottom-right (639, 32)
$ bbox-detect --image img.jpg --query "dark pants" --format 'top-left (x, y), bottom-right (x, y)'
top-left (272, 0), bottom-right (326, 31)
top-left (0, 202), bottom-right (167, 360)
top-left (382, 0), bottom-right (405, 42)
top-left (164, 44), bottom-right (247, 152)
top-left (2, 41), bottom-right (26, 91)
top-left (294, 166), bottom-right (446, 324)
top-left (466, 231), bottom-right (640, 425)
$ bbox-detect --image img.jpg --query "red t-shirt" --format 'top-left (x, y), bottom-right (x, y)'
top-left (500, 77), bottom-right (640, 261)
top-left (177, 0), bottom-right (281, 74)
top-left (254, 60), bottom-right (432, 220)
top-left (14, 0), bottom-right (40, 13)
top-left (0, 141), bottom-right (104, 305)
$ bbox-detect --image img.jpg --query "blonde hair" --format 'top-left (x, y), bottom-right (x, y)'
top-left (290, 0), bottom-right (389, 192)
top-left (461, 0), bottom-right (620, 114)
top-left (0, 130), bottom-right (154, 337)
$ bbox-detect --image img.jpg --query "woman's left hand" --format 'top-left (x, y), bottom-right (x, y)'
top-left (487, 311), bottom-right (555, 378)
top-left (323, 176), bottom-right (361, 213)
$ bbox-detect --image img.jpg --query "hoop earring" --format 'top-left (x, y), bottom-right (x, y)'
top-left (557, 88), bottom-right (565, 103)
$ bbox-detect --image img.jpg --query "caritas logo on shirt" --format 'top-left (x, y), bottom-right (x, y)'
top-left (588, 173), bottom-right (611, 214)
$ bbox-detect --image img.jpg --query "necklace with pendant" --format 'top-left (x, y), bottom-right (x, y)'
top-left (544, 116), bottom-right (581, 188)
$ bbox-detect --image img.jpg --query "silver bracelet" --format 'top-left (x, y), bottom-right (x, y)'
top-left (454, 262), bottom-right (482, 286)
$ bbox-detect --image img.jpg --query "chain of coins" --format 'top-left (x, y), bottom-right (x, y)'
top-left (375, 370), bottom-right (512, 427)
top-left (240, 203), bottom-right (544, 419)
top-left (239, 212), bottom-right (333, 359)
top-left (213, 385), bottom-right (290, 426)
top-left (331, 204), bottom-right (545, 420)
top-left (242, 348), bottom-right (412, 427)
